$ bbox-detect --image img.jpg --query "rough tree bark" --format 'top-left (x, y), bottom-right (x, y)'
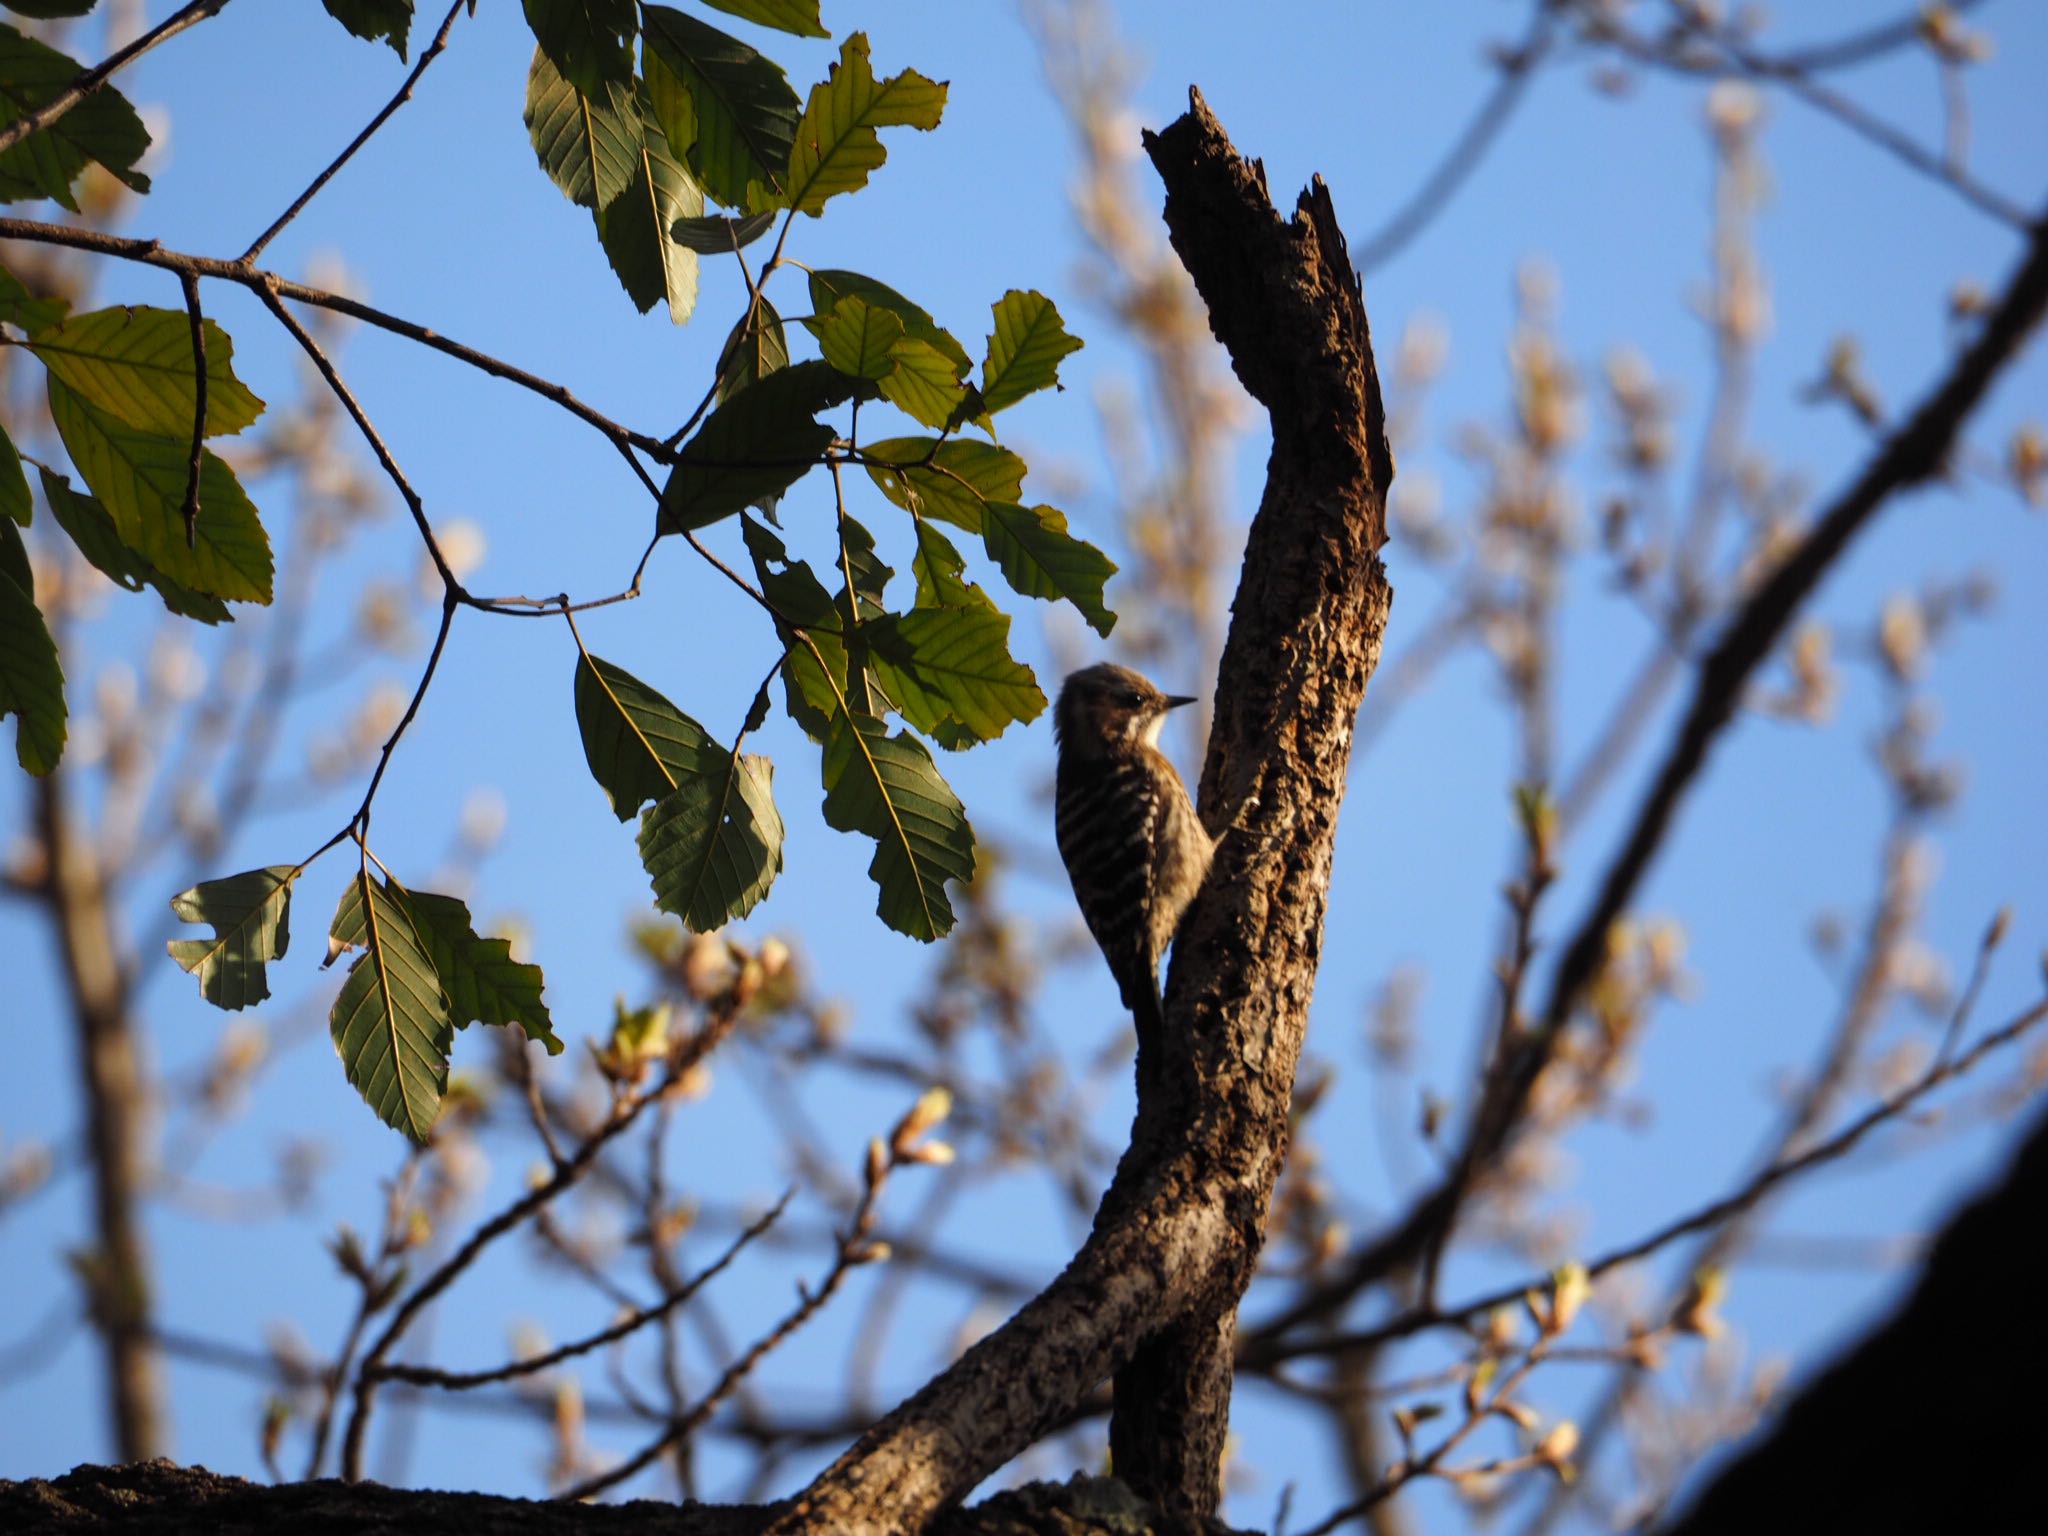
top-left (763, 87), bottom-right (1396, 1533)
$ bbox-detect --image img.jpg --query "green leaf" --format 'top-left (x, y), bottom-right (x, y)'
top-left (820, 707), bottom-right (974, 941)
top-left (0, 260), bottom-right (66, 331)
top-left (28, 305), bottom-right (265, 438)
top-left (671, 208), bottom-right (777, 253)
top-left (0, 500), bottom-right (26, 589)
top-left (659, 359), bottom-right (849, 533)
top-left (866, 605), bottom-right (1044, 745)
top-left (0, 419), bottom-right (27, 525)
top-left (638, 751), bottom-right (783, 930)
top-left (809, 293), bottom-right (903, 381)
top-left (809, 270), bottom-right (969, 375)
top-left (697, 0), bottom-right (827, 39)
top-left (877, 337), bottom-right (968, 430)
top-left (3, 4), bottom-right (102, 18)
top-left (523, 44), bottom-right (641, 212)
top-left (643, 44), bottom-right (696, 160)
top-left (714, 293), bottom-right (787, 402)
top-left (781, 33), bottom-right (945, 217)
top-left (573, 651), bottom-right (726, 821)
top-left (328, 873), bottom-right (454, 1144)
top-left (523, 0), bottom-right (635, 97)
top-left (0, 24), bottom-right (149, 209)
top-left (596, 81), bottom-right (703, 323)
top-left (742, 515), bottom-right (846, 740)
top-left (400, 890), bottom-right (561, 1052)
top-left (862, 435), bottom-right (1025, 534)
top-left (909, 520), bottom-right (991, 610)
top-left (166, 866), bottom-right (296, 1011)
top-left (980, 290), bottom-right (1084, 416)
top-left (981, 501), bottom-right (1116, 637)
top-left (0, 531), bottom-right (62, 774)
top-left (320, 0), bottom-right (414, 58)
top-left (641, 5), bottom-right (799, 212)
top-left (47, 379), bottom-right (273, 604)
top-left (839, 511), bottom-right (893, 621)
top-left (38, 467), bottom-right (229, 624)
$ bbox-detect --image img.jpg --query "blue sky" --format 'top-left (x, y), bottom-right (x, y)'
top-left (3, 1), bottom-right (2045, 1526)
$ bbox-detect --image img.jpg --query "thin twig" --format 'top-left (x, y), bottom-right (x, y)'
top-left (177, 272), bottom-right (206, 548)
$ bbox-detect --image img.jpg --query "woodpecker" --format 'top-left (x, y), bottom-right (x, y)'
top-left (1054, 663), bottom-right (1214, 1034)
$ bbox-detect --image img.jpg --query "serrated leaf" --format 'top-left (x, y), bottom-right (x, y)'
top-left (0, 261), bottom-right (67, 331)
top-left (878, 336), bottom-right (968, 429)
top-left (328, 873), bottom-right (454, 1144)
top-left (596, 80), bottom-right (703, 323)
top-left (166, 866), bottom-right (296, 1011)
top-left (524, 44), bottom-right (641, 212)
top-left (672, 208), bottom-right (777, 253)
top-left (808, 293), bottom-right (903, 381)
top-left (821, 707), bottom-right (974, 941)
top-left (698, 0), bottom-right (827, 39)
top-left (638, 751), bottom-right (784, 930)
top-left (839, 512), bottom-right (893, 621)
top-left (781, 32), bottom-right (945, 217)
top-left (981, 500), bottom-right (1116, 637)
top-left (28, 306), bottom-right (264, 438)
top-left (809, 270), bottom-right (969, 375)
top-left (862, 435), bottom-right (1024, 534)
top-left (980, 290), bottom-right (1084, 415)
top-left (574, 651), bottom-right (725, 820)
top-left (909, 520), bottom-right (991, 610)
top-left (742, 515), bottom-right (846, 740)
top-left (320, 0), bottom-right (413, 58)
top-left (641, 5), bottom-right (799, 212)
top-left (523, 0), bottom-right (636, 97)
top-left (0, 533), bottom-right (61, 773)
top-left (404, 890), bottom-right (561, 1051)
top-left (0, 25), bottom-right (150, 210)
top-left (659, 359), bottom-right (849, 533)
top-left (866, 605), bottom-right (1043, 745)
top-left (47, 379), bottom-right (273, 604)
top-left (0, 419), bottom-right (27, 525)
top-left (714, 293), bottom-right (787, 402)
top-left (37, 467), bottom-right (229, 624)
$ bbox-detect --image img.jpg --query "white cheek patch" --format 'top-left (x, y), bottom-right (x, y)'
top-left (1140, 712), bottom-right (1166, 748)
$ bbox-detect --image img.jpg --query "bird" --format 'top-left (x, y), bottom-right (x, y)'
top-left (1053, 663), bottom-right (1215, 1036)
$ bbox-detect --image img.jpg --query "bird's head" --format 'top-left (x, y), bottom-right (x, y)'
top-left (1054, 663), bottom-right (1195, 754)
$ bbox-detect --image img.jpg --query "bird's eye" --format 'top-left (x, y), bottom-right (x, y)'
top-left (1123, 690), bottom-right (1142, 707)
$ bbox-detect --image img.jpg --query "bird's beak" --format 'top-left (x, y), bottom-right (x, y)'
top-left (1164, 694), bottom-right (1197, 711)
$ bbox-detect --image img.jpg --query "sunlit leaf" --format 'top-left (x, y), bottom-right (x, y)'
top-left (878, 337), bottom-right (968, 429)
top-left (320, 0), bottom-right (414, 58)
top-left (596, 80), bottom-right (703, 323)
top-left (328, 873), bottom-right (454, 1144)
top-left (37, 467), bottom-right (229, 624)
top-left (47, 380), bottom-right (273, 604)
top-left (809, 270), bottom-right (969, 375)
top-left (714, 293), bottom-right (787, 402)
top-left (0, 25), bottom-right (150, 210)
top-left (28, 305), bottom-right (265, 438)
top-left (780, 33), bottom-right (945, 217)
top-left (0, 524), bottom-right (61, 773)
top-left (981, 500), bottom-right (1116, 637)
top-left (820, 706), bottom-right (974, 941)
top-left (698, 0), bottom-right (827, 39)
top-left (166, 867), bottom-right (297, 1011)
top-left (862, 435), bottom-right (1024, 534)
top-left (523, 0), bottom-right (635, 97)
top-left (809, 293), bottom-right (903, 381)
top-left (980, 289), bottom-right (1084, 416)
top-left (866, 605), bottom-right (1044, 745)
top-left (909, 520), bottom-right (991, 610)
top-left (523, 44), bottom-right (641, 212)
top-left (641, 5), bottom-right (800, 211)
top-left (659, 359), bottom-right (850, 533)
top-left (638, 751), bottom-right (784, 930)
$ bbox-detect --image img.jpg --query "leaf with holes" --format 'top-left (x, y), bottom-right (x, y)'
top-left (980, 290), bottom-right (1084, 416)
top-left (779, 33), bottom-right (945, 217)
top-left (981, 500), bottom-right (1115, 637)
top-left (862, 436), bottom-right (1025, 535)
top-left (524, 43), bottom-right (641, 211)
top-left (638, 752), bottom-right (784, 930)
top-left (820, 706), bottom-right (974, 941)
top-left (909, 520), bottom-right (991, 610)
top-left (641, 5), bottom-right (800, 212)
top-left (866, 604), bottom-right (1043, 746)
top-left (167, 866), bottom-right (297, 1011)
top-left (328, 873), bottom-right (454, 1144)
top-left (659, 359), bottom-right (851, 533)
top-left (28, 305), bottom-right (265, 438)
top-left (47, 380), bottom-right (273, 604)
